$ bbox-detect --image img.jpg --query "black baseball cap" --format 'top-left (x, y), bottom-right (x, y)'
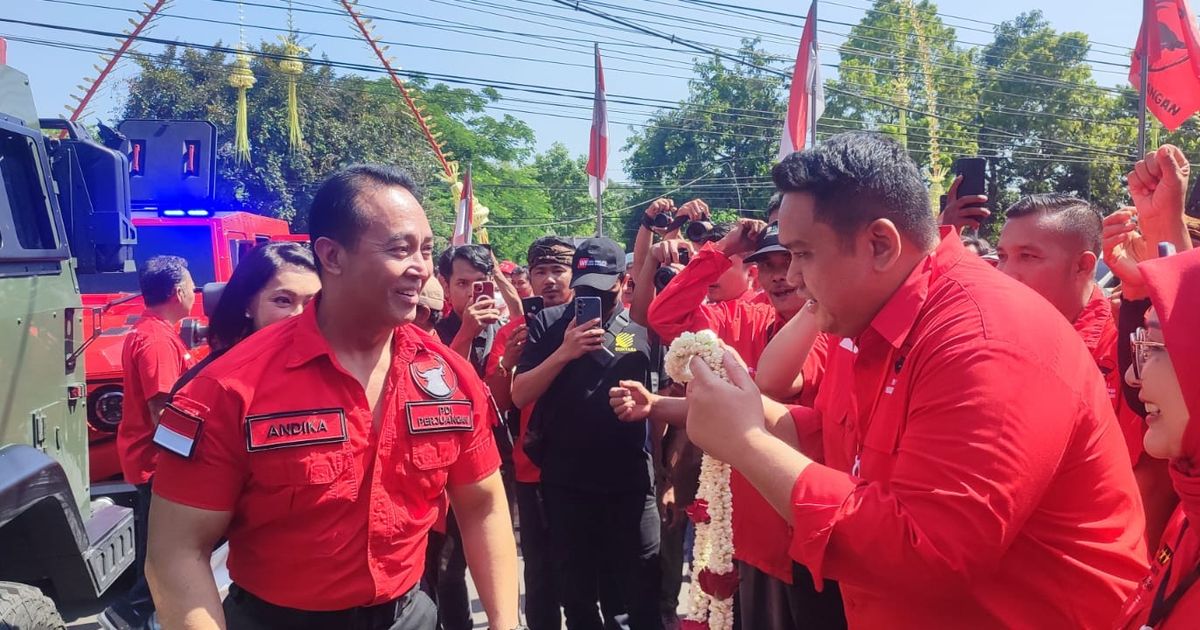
top-left (744, 222), bottom-right (789, 264)
top-left (570, 237), bottom-right (625, 290)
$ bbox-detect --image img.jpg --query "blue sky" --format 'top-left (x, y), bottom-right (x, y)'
top-left (4, 0), bottom-right (1141, 180)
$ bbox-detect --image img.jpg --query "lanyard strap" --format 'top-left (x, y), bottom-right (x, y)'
top-left (1146, 521), bottom-right (1200, 628)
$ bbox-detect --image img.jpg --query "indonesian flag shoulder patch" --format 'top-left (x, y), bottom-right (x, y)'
top-left (154, 403), bottom-right (203, 459)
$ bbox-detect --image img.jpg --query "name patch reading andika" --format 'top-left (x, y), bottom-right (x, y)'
top-left (245, 408), bottom-right (348, 451)
top-left (407, 400), bottom-right (473, 434)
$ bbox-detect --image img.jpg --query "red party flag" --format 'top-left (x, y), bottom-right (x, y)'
top-left (1130, 0), bottom-right (1200, 130)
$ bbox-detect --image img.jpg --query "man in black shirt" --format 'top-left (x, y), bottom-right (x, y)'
top-left (435, 244), bottom-right (502, 373)
top-left (512, 238), bottom-right (661, 630)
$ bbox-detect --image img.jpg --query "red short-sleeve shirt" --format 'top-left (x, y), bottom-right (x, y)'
top-left (647, 245), bottom-right (831, 584)
top-left (117, 310), bottom-right (194, 485)
top-left (486, 317), bottom-right (541, 484)
top-left (152, 304), bottom-right (500, 611)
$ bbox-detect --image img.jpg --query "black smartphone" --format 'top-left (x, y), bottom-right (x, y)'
top-left (521, 296), bottom-right (545, 319)
top-left (678, 247), bottom-right (691, 265)
top-left (574, 296), bottom-right (602, 327)
top-left (954, 157), bottom-right (987, 197)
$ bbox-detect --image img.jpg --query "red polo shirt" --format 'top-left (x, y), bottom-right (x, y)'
top-left (788, 228), bottom-right (1147, 628)
top-left (153, 304), bottom-right (500, 611)
top-left (486, 316), bottom-right (540, 484)
top-left (1074, 285), bottom-right (1145, 465)
top-left (117, 310), bottom-right (194, 485)
top-left (648, 244), bottom-right (829, 584)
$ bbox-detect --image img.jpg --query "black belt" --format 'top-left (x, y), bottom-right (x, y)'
top-left (226, 583), bottom-right (418, 630)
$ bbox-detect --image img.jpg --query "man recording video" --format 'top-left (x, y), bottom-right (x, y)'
top-left (511, 237), bottom-right (661, 630)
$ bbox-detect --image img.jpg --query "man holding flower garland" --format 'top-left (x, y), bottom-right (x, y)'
top-left (682, 132), bottom-right (1148, 628)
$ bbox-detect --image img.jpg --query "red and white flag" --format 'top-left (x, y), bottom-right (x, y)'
top-left (452, 164), bottom-right (473, 246)
top-left (1130, 0), bottom-right (1200, 130)
top-left (586, 43), bottom-right (608, 200)
top-left (779, 2), bottom-right (824, 160)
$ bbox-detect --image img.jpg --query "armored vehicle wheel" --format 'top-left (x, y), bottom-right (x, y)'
top-left (0, 581), bottom-right (65, 630)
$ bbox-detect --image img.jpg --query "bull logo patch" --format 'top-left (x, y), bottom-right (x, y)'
top-left (411, 351), bottom-right (457, 399)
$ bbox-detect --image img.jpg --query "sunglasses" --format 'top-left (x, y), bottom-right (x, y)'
top-left (1130, 327), bottom-right (1167, 380)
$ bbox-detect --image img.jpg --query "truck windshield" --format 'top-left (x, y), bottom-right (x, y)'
top-left (76, 223), bottom-right (217, 294)
top-left (133, 225), bottom-right (217, 285)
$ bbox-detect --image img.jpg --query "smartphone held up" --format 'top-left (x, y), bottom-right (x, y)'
top-left (472, 280), bottom-right (495, 304)
top-left (574, 296), bottom-right (602, 327)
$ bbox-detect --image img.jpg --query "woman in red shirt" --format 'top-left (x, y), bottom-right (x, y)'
top-left (1115, 247), bottom-right (1200, 629)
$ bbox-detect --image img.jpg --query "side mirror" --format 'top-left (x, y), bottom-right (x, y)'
top-left (180, 318), bottom-right (208, 349)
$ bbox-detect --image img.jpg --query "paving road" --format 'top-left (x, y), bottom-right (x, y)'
top-left (65, 547), bottom-right (692, 629)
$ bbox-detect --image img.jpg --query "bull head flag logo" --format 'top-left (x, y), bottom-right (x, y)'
top-left (410, 352), bottom-right (457, 399)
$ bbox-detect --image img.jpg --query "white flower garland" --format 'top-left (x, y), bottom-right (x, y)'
top-left (665, 330), bottom-right (735, 630)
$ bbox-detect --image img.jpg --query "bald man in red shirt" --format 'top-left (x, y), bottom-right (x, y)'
top-left (683, 133), bottom-right (1148, 628)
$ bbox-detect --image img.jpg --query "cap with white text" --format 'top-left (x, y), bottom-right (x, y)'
top-left (570, 238), bottom-right (625, 290)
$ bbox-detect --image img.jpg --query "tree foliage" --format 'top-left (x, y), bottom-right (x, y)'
top-left (118, 41), bottom-right (630, 261)
top-left (622, 1), bottom-right (1200, 245)
top-left (975, 11), bottom-right (1136, 215)
top-left (624, 39), bottom-right (783, 215)
top-left (824, 0), bottom-right (979, 188)
top-left (122, 43), bottom-right (435, 224)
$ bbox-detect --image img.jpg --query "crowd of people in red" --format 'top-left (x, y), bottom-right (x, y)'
top-left (101, 131), bottom-right (1200, 630)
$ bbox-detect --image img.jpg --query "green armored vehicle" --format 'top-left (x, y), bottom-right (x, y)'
top-left (0, 54), bottom-right (140, 627)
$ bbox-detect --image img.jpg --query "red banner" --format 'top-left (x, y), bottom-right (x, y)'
top-left (1130, 0), bottom-right (1200, 130)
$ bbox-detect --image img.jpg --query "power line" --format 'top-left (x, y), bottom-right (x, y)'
top-left (7, 28), bottom-right (1132, 171)
top-left (4, 24), bottom-right (1138, 169)
top-left (680, 0), bottom-right (1133, 55)
top-left (543, 0), bottom-right (1136, 160)
top-left (604, 0), bottom-right (1132, 80)
top-left (201, 0), bottom-right (1137, 101)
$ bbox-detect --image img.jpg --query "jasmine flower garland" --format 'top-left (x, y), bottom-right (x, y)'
top-left (665, 331), bottom-right (736, 630)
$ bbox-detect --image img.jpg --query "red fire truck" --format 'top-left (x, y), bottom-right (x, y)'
top-left (73, 120), bottom-right (305, 482)
top-left (81, 211), bottom-right (300, 481)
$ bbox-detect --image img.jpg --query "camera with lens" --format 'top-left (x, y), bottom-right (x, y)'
top-left (684, 220), bottom-right (715, 243)
top-left (653, 247), bottom-right (691, 292)
top-left (653, 266), bottom-right (677, 292)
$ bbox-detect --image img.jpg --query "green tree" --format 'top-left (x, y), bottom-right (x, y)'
top-left (825, 0), bottom-right (979, 195)
top-left (623, 39), bottom-right (784, 215)
top-left (976, 11), bottom-right (1136, 214)
top-left (122, 43), bottom-right (436, 224)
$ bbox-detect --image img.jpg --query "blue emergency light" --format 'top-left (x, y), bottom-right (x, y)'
top-left (158, 208), bottom-right (213, 218)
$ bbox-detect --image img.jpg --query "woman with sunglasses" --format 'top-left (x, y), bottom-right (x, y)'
top-left (1114, 246), bottom-right (1200, 629)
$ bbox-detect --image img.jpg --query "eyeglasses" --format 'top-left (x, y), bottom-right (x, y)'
top-left (1130, 327), bottom-right (1167, 380)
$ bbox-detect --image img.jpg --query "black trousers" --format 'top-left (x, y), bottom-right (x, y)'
top-left (659, 516), bottom-right (685, 621)
top-left (223, 584), bottom-right (436, 630)
top-left (543, 483), bottom-right (662, 630)
top-left (515, 482), bottom-right (561, 630)
top-left (737, 562), bottom-right (847, 630)
top-left (434, 513), bottom-right (472, 630)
